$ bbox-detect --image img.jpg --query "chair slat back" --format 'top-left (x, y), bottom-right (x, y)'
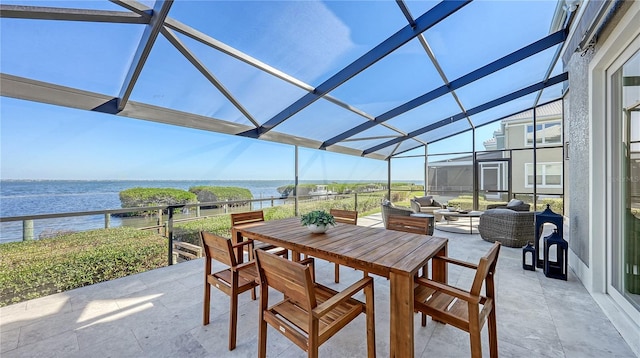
top-left (201, 231), bottom-right (236, 267)
top-left (329, 209), bottom-right (358, 225)
top-left (470, 242), bottom-right (501, 296)
top-left (255, 250), bottom-right (316, 309)
top-left (230, 210), bottom-right (265, 226)
top-left (386, 214), bottom-right (429, 235)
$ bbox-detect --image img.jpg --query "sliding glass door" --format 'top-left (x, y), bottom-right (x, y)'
top-left (608, 46), bottom-right (640, 318)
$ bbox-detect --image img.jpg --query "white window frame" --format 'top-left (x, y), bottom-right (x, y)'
top-left (524, 162), bottom-right (563, 188)
top-left (525, 121), bottom-right (563, 147)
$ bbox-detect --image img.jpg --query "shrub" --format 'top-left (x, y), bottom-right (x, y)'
top-left (189, 186), bottom-right (253, 207)
top-left (0, 228), bottom-right (167, 307)
top-left (119, 187), bottom-right (197, 216)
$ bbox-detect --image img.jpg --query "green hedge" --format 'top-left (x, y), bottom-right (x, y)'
top-left (189, 186), bottom-right (253, 206)
top-left (0, 228), bottom-right (167, 307)
top-left (119, 187), bottom-right (197, 215)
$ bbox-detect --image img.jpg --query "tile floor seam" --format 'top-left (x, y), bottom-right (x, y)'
top-left (129, 326), bottom-right (146, 355)
top-left (537, 269), bottom-right (568, 358)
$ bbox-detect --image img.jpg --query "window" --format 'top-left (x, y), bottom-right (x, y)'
top-left (526, 122), bottom-right (562, 146)
top-left (525, 162), bottom-right (562, 188)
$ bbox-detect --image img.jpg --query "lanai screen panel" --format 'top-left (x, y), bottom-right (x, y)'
top-left (384, 93), bottom-right (461, 134)
top-left (0, 0), bottom-right (570, 161)
top-left (328, 38), bottom-right (444, 116)
top-left (420, 0), bottom-right (558, 80)
top-left (0, 12), bottom-right (144, 96)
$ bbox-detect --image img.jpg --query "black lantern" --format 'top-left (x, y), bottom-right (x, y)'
top-left (535, 204), bottom-right (563, 268)
top-left (522, 242), bottom-right (536, 271)
top-left (543, 229), bottom-right (568, 280)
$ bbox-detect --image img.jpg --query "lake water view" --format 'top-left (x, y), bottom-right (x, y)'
top-left (0, 179), bottom-right (298, 243)
top-left (0, 179), bottom-right (395, 243)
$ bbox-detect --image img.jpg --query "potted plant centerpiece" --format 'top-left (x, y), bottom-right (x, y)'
top-left (301, 210), bottom-right (336, 234)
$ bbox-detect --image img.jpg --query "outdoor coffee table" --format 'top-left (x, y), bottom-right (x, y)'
top-left (434, 209), bottom-right (483, 234)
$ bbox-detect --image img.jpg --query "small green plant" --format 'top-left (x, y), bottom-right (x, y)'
top-left (300, 210), bottom-right (336, 227)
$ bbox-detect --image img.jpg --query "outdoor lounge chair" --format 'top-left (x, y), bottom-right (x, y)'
top-left (478, 208), bottom-right (534, 248)
top-left (410, 195), bottom-right (443, 215)
top-left (381, 199), bottom-right (413, 228)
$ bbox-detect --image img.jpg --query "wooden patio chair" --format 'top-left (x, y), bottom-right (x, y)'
top-left (386, 214), bottom-right (431, 278)
top-left (254, 249), bottom-right (376, 358)
top-left (329, 208), bottom-right (357, 283)
top-left (386, 214), bottom-right (430, 235)
top-left (230, 210), bottom-right (288, 261)
top-left (414, 242), bottom-right (501, 358)
top-left (201, 231), bottom-right (259, 351)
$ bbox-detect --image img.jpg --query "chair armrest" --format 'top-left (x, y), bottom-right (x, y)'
top-left (234, 261), bottom-right (256, 272)
top-left (232, 240), bottom-right (254, 249)
top-left (415, 277), bottom-right (480, 304)
top-left (433, 256), bottom-right (478, 270)
top-left (313, 276), bottom-right (373, 317)
top-left (410, 199), bottom-right (420, 213)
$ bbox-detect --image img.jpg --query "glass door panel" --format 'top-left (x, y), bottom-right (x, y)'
top-left (610, 48), bottom-right (640, 313)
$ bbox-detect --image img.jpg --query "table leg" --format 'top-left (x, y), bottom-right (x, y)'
top-left (389, 271), bottom-right (414, 358)
top-left (432, 245), bottom-right (448, 283)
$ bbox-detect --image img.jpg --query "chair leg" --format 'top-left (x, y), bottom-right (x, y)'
top-left (203, 281), bottom-right (211, 325)
top-left (229, 288), bottom-right (239, 350)
top-left (469, 323), bottom-right (482, 358)
top-left (334, 263), bottom-right (340, 283)
top-left (421, 313), bottom-right (427, 327)
top-left (488, 308), bottom-right (498, 358)
top-left (308, 319), bottom-right (320, 358)
top-left (258, 312), bottom-right (268, 358)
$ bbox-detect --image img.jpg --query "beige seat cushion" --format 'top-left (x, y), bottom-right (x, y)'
top-left (413, 196), bottom-right (433, 206)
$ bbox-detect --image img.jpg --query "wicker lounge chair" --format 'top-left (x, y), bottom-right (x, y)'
top-left (478, 208), bottom-right (535, 248)
top-left (381, 200), bottom-right (413, 228)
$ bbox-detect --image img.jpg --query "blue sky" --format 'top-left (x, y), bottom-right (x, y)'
top-left (0, 1), bottom-right (559, 182)
top-left (0, 96), bottom-right (403, 181)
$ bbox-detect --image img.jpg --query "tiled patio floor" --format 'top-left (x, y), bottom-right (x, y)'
top-left (1, 214), bottom-right (636, 357)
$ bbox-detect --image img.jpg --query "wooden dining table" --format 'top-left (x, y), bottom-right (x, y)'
top-left (233, 217), bottom-right (448, 358)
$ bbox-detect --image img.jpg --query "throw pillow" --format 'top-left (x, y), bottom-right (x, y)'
top-left (414, 196), bottom-right (433, 206)
top-left (506, 199), bottom-right (524, 208)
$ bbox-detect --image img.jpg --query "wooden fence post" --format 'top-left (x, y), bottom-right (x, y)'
top-left (354, 193), bottom-right (358, 211)
top-left (23, 220), bottom-right (34, 241)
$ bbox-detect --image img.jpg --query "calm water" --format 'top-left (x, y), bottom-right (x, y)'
top-left (0, 180), bottom-right (296, 243)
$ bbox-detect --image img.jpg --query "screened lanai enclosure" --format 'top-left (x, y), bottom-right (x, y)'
top-left (0, 0), bottom-right (571, 209)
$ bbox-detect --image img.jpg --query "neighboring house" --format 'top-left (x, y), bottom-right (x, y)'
top-left (428, 100), bottom-right (564, 200)
top-left (488, 100), bottom-right (564, 197)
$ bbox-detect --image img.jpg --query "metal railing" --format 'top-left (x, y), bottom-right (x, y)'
top-left (0, 193), bottom-right (366, 242)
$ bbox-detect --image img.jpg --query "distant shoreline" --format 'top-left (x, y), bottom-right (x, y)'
top-left (0, 179), bottom-right (401, 182)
